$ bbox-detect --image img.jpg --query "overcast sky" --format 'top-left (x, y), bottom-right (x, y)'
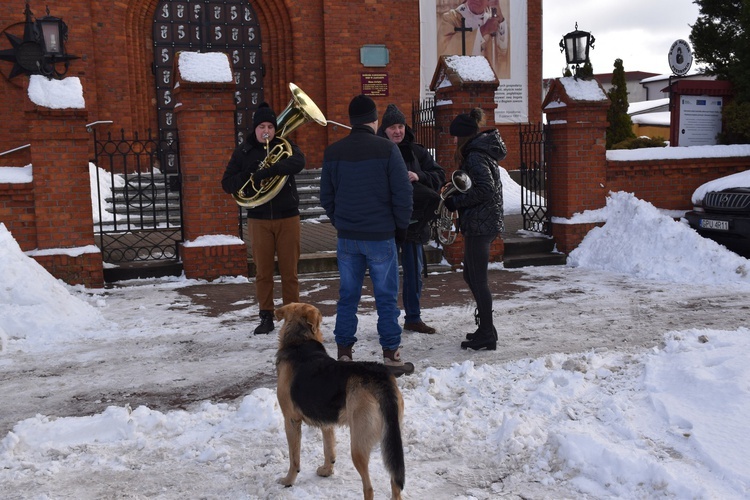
top-left (543, 0), bottom-right (702, 78)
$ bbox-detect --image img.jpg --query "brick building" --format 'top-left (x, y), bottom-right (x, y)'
top-left (1, 0), bottom-right (544, 168)
top-left (0, 0), bottom-right (544, 286)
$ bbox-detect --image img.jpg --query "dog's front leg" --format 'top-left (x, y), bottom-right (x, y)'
top-left (278, 417), bottom-right (302, 486)
top-left (316, 426), bottom-right (336, 477)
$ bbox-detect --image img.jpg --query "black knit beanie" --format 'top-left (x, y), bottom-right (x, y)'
top-left (381, 103), bottom-right (407, 129)
top-left (449, 113), bottom-right (478, 137)
top-left (253, 102), bottom-right (277, 129)
top-left (348, 95), bottom-right (378, 125)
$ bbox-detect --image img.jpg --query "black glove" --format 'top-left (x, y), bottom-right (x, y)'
top-left (252, 167), bottom-right (274, 182)
top-left (443, 197), bottom-right (457, 212)
top-left (395, 228), bottom-right (407, 245)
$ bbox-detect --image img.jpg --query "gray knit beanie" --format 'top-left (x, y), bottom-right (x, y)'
top-left (381, 104), bottom-right (407, 129)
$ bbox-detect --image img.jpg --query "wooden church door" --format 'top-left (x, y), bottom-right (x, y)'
top-left (153, 0), bottom-right (264, 153)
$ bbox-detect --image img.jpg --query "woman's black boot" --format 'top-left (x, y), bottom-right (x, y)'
top-left (460, 329), bottom-right (496, 350)
top-left (465, 308), bottom-right (481, 340)
top-left (461, 322), bottom-right (496, 351)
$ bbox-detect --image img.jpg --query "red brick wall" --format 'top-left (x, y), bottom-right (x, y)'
top-left (31, 253), bottom-right (104, 287)
top-left (544, 77), bottom-right (750, 254)
top-left (180, 243), bottom-right (247, 280)
top-left (0, 182), bottom-right (37, 251)
top-left (27, 109), bottom-right (96, 250)
top-left (607, 157), bottom-right (750, 210)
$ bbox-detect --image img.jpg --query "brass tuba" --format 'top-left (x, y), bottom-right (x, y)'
top-left (233, 83), bottom-right (327, 208)
top-left (433, 170), bottom-right (472, 245)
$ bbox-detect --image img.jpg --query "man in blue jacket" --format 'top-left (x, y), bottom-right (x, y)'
top-left (320, 94), bottom-right (414, 376)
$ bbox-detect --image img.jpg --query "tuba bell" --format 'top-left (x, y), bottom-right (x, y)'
top-left (433, 170), bottom-right (472, 245)
top-left (233, 83), bottom-right (327, 208)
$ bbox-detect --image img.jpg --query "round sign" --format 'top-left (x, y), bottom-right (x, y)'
top-left (668, 39), bottom-right (693, 76)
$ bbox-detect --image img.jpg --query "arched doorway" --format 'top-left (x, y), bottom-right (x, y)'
top-left (152, 0), bottom-right (264, 150)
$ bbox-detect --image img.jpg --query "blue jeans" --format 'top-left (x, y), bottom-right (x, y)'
top-left (400, 241), bottom-right (423, 324)
top-left (334, 238), bottom-right (402, 351)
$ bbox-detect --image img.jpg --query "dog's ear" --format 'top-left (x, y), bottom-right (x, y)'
top-left (305, 305), bottom-right (324, 342)
top-left (274, 304), bottom-right (289, 322)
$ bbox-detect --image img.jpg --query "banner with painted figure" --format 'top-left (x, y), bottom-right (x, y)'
top-left (420, 0), bottom-right (528, 123)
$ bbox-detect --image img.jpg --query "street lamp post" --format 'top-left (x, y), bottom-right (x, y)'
top-left (559, 23), bottom-right (595, 79)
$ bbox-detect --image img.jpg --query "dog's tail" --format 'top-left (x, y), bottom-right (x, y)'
top-left (380, 386), bottom-right (405, 491)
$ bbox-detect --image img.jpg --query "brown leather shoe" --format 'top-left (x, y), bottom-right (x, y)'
top-left (404, 321), bottom-right (436, 334)
top-left (337, 344), bottom-right (353, 361)
top-left (383, 348), bottom-right (415, 377)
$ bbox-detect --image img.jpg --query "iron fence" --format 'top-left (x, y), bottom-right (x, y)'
top-left (412, 98), bottom-right (437, 154)
top-left (90, 128), bottom-right (183, 263)
top-left (518, 122), bottom-right (550, 234)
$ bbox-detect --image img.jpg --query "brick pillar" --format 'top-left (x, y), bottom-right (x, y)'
top-left (542, 78), bottom-right (610, 254)
top-left (173, 53), bottom-right (248, 280)
top-left (431, 55), bottom-right (504, 268)
top-left (27, 108), bottom-right (104, 287)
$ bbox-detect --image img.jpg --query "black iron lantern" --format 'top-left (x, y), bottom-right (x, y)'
top-left (559, 23), bottom-right (595, 79)
top-left (37, 12), bottom-right (66, 57)
top-left (0, 3), bottom-right (77, 80)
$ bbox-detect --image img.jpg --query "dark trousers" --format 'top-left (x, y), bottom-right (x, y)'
top-left (400, 241), bottom-right (424, 323)
top-left (463, 234), bottom-right (496, 332)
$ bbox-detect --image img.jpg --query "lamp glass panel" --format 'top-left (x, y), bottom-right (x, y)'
top-left (40, 22), bottom-right (62, 55)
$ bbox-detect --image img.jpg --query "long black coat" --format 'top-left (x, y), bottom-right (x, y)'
top-left (377, 126), bottom-right (446, 242)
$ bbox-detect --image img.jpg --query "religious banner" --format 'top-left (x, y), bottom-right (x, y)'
top-left (420, 0), bottom-right (528, 123)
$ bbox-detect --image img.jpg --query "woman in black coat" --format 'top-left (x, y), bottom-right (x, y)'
top-left (444, 108), bottom-right (506, 350)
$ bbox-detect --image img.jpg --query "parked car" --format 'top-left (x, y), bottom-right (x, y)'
top-left (685, 170), bottom-right (750, 257)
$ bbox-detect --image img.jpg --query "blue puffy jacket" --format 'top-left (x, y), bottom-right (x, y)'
top-left (321, 125), bottom-right (412, 241)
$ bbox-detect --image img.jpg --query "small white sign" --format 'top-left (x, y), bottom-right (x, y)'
top-left (668, 39), bottom-right (693, 76)
top-left (678, 95), bottom-right (723, 146)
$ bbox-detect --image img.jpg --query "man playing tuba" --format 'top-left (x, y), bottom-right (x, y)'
top-left (221, 102), bottom-right (306, 335)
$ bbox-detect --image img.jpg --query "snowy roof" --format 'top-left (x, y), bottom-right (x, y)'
top-left (628, 98), bottom-right (670, 115)
top-left (631, 111), bottom-right (671, 126)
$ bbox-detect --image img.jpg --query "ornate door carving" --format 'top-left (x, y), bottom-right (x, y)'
top-left (153, 0), bottom-right (264, 148)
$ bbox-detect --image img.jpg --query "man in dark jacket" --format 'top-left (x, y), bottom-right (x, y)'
top-left (221, 102), bottom-right (306, 335)
top-left (377, 104), bottom-right (445, 335)
top-left (320, 95), bottom-right (415, 376)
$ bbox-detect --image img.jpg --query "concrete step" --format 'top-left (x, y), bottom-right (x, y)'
top-left (502, 251), bottom-right (567, 269)
top-left (503, 235), bottom-right (556, 255)
top-left (502, 234), bottom-right (565, 268)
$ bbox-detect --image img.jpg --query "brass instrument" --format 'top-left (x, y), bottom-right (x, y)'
top-left (233, 83), bottom-right (327, 208)
top-left (433, 170), bottom-right (472, 245)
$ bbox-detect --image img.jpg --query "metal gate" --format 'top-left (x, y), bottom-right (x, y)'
top-left (518, 123), bottom-right (550, 234)
top-left (90, 127), bottom-right (183, 264)
top-left (412, 98), bottom-right (437, 155)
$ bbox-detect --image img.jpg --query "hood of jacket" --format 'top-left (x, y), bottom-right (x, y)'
top-left (464, 129), bottom-right (507, 162)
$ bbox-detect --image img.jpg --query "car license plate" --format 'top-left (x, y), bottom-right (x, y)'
top-left (700, 218), bottom-right (729, 231)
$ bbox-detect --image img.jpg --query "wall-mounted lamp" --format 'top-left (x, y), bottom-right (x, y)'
top-left (0, 3), bottom-right (78, 80)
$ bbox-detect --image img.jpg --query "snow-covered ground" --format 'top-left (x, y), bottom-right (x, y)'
top-left (1, 191), bottom-right (749, 499)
